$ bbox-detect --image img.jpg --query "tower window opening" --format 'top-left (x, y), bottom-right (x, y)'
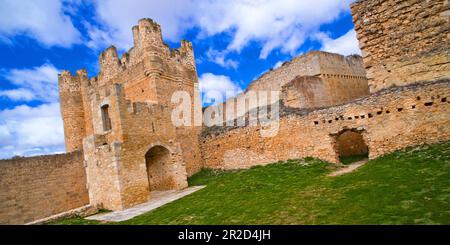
top-left (101, 105), bottom-right (112, 131)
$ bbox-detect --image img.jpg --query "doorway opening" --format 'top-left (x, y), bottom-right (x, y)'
top-left (145, 145), bottom-right (177, 191)
top-left (335, 129), bottom-right (369, 164)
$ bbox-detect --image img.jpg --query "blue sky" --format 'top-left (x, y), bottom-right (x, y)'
top-left (0, 0), bottom-right (360, 159)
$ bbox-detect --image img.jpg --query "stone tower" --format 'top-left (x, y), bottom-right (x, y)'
top-left (58, 70), bottom-right (88, 152)
top-left (58, 18), bottom-right (202, 210)
top-left (351, 0), bottom-right (450, 92)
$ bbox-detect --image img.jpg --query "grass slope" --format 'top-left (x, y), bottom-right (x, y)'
top-left (53, 142), bottom-right (450, 225)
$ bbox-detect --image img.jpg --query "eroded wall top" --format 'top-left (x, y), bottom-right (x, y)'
top-left (247, 51), bottom-right (366, 92)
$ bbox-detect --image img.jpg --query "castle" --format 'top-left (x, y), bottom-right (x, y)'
top-left (0, 0), bottom-right (449, 224)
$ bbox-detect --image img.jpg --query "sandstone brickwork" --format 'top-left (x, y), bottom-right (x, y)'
top-left (0, 151), bottom-right (89, 224)
top-left (82, 84), bottom-right (189, 210)
top-left (351, 0), bottom-right (450, 92)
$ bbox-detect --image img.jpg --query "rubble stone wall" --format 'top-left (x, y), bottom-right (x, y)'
top-left (200, 80), bottom-right (450, 169)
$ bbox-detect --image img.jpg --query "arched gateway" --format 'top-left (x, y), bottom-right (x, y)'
top-left (333, 129), bottom-right (369, 164)
top-left (144, 144), bottom-right (188, 192)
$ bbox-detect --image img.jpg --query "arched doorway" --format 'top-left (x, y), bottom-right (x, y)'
top-left (145, 145), bottom-right (177, 191)
top-left (335, 129), bottom-right (369, 164)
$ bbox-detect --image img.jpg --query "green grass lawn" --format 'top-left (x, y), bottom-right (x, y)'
top-left (52, 141), bottom-right (450, 225)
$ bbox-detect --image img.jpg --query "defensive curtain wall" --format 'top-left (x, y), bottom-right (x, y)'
top-left (0, 152), bottom-right (89, 224)
top-left (212, 51), bottom-right (370, 123)
top-left (200, 79), bottom-right (450, 169)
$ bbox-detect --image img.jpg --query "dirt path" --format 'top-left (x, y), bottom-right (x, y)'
top-left (328, 159), bottom-right (368, 177)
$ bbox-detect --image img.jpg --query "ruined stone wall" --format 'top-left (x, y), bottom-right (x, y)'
top-left (214, 51), bottom-right (369, 123)
top-left (351, 0), bottom-right (450, 92)
top-left (247, 51), bottom-right (366, 92)
top-left (0, 151), bottom-right (89, 224)
top-left (200, 80), bottom-right (450, 169)
top-left (281, 74), bottom-right (369, 109)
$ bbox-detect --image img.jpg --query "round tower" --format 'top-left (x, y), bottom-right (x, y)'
top-left (58, 70), bottom-right (86, 152)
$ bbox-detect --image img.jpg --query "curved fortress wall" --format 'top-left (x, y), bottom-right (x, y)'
top-left (200, 80), bottom-right (450, 169)
top-left (351, 0), bottom-right (450, 92)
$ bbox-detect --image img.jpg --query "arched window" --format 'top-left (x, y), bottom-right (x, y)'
top-left (101, 105), bottom-right (112, 131)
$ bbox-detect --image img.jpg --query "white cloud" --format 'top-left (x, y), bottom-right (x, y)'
top-left (274, 61), bottom-right (284, 69)
top-left (88, 0), bottom-right (353, 59)
top-left (199, 73), bottom-right (243, 105)
top-left (0, 103), bottom-right (65, 159)
top-left (206, 48), bottom-right (239, 69)
top-left (196, 0), bottom-right (352, 58)
top-left (316, 29), bottom-right (361, 56)
top-left (0, 0), bottom-right (82, 47)
top-left (0, 88), bottom-right (34, 101)
top-left (0, 63), bottom-right (66, 159)
top-left (1, 63), bottom-right (60, 103)
top-left (88, 0), bottom-right (197, 50)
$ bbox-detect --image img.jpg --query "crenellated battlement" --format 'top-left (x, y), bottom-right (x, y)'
top-left (58, 69), bottom-right (91, 152)
top-left (99, 46), bottom-right (122, 82)
top-left (94, 18), bottom-right (197, 87)
top-left (132, 18), bottom-right (163, 50)
top-left (58, 70), bottom-right (81, 92)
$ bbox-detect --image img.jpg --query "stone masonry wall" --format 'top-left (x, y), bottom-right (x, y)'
top-left (214, 51), bottom-right (369, 122)
top-left (247, 51), bottom-right (366, 92)
top-left (281, 74), bottom-right (369, 109)
top-left (200, 80), bottom-right (450, 169)
top-left (351, 0), bottom-right (450, 92)
top-left (0, 151), bottom-right (89, 224)
top-left (83, 84), bottom-right (189, 210)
